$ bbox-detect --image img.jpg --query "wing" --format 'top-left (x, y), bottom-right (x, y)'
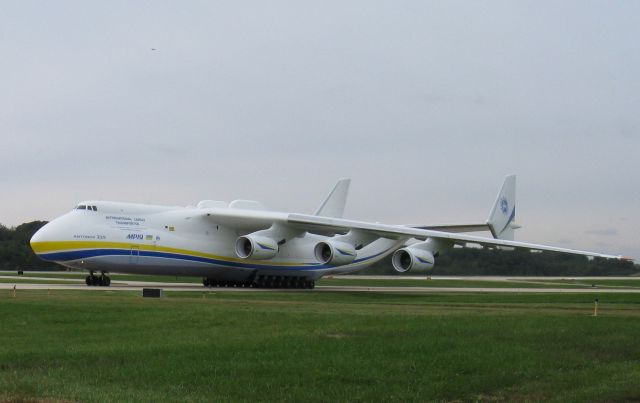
top-left (409, 224), bottom-right (490, 233)
top-left (200, 208), bottom-right (622, 260)
top-left (287, 213), bottom-right (622, 259)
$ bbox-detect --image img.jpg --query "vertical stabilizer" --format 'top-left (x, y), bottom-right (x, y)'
top-left (314, 178), bottom-right (351, 218)
top-left (487, 175), bottom-right (518, 240)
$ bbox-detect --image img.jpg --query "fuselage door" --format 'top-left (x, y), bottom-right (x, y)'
top-left (130, 246), bottom-right (140, 265)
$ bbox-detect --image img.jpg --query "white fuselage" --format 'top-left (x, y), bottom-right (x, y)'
top-left (30, 201), bottom-right (400, 281)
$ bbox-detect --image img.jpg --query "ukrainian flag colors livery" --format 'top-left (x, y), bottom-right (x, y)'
top-left (30, 176), bottom-right (625, 288)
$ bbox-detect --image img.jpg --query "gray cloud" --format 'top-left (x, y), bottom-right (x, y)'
top-left (586, 228), bottom-right (619, 237)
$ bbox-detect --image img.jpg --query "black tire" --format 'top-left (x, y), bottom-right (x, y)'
top-left (85, 276), bottom-right (91, 286)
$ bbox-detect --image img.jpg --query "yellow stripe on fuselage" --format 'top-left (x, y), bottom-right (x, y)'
top-left (32, 241), bottom-right (134, 253)
top-left (30, 240), bottom-right (314, 267)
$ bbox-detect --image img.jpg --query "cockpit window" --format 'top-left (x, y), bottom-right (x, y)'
top-left (75, 204), bottom-right (98, 211)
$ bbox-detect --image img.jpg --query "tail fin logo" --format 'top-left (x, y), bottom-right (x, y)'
top-left (500, 197), bottom-right (509, 215)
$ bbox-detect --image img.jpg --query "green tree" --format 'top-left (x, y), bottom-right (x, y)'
top-left (0, 221), bottom-right (63, 271)
top-left (363, 247), bottom-right (638, 276)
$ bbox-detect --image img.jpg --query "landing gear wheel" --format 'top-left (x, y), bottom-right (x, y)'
top-left (87, 275), bottom-right (96, 286)
top-left (96, 274), bottom-right (111, 287)
top-left (85, 272), bottom-right (110, 287)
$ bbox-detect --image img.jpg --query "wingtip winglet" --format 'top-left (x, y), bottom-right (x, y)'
top-left (314, 178), bottom-right (351, 218)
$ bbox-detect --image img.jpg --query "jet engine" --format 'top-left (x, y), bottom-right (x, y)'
top-left (314, 240), bottom-right (357, 266)
top-left (235, 235), bottom-right (279, 260)
top-left (391, 247), bottom-right (435, 273)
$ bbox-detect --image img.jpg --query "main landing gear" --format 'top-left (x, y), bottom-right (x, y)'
top-left (86, 271), bottom-right (111, 287)
top-left (202, 275), bottom-right (315, 289)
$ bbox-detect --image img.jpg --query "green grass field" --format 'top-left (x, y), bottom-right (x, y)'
top-left (534, 279), bottom-right (640, 288)
top-left (1, 289), bottom-right (640, 402)
top-left (317, 277), bottom-right (592, 288)
top-left (0, 271), bottom-right (202, 284)
top-left (0, 278), bottom-right (81, 284)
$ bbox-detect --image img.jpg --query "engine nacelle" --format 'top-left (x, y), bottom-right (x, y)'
top-left (235, 235), bottom-right (278, 260)
top-left (392, 247), bottom-right (435, 273)
top-left (314, 240), bottom-right (357, 266)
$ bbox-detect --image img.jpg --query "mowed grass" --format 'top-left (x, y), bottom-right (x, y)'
top-left (0, 278), bottom-right (81, 284)
top-left (1, 290), bottom-right (640, 402)
top-left (317, 277), bottom-right (592, 288)
top-left (0, 271), bottom-right (202, 284)
top-left (534, 279), bottom-right (640, 288)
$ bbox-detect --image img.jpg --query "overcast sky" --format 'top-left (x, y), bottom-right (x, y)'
top-left (1, 1), bottom-right (638, 258)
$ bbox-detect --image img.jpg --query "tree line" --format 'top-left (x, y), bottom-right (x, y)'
top-left (363, 247), bottom-right (638, 276)
top-left (0, 221), bottom-right (56, 270)
top-left (0, 221), bottom-right (637, 275)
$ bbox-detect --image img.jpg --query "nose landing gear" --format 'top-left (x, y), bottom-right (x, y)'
top-left (85, 271), bottom-right (111, 287)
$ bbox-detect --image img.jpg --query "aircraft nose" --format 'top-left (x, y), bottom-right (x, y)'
top-left (31, 223), bottom-right (50, 245)
top-left (30, 226), bottom-right (45, 246)
top-left (30, 222), bottom-right (57, 259)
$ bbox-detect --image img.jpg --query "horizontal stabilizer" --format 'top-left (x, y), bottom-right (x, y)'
top-left (315, 178), bottom-right (350, 218)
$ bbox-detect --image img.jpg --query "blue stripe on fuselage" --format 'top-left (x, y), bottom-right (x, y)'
top-left (37, 248), bottom-right (390, 271)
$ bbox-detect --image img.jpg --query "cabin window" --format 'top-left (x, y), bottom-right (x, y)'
top-left (77, 205), bottom-right (86, 210)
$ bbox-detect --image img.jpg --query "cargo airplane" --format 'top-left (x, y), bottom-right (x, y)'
top-left (30, 176), bottom-right (625, 288)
